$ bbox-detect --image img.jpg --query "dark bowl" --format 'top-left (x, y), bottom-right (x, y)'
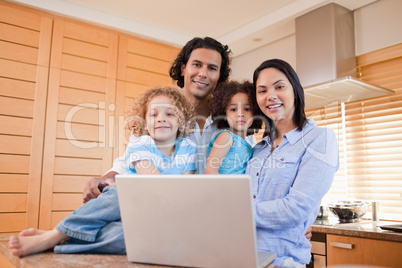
top-left (328, 200), bottom-right (370, 223)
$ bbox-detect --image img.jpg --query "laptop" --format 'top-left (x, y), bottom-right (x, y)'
top-left (116, 174), bottom-right (276, 268)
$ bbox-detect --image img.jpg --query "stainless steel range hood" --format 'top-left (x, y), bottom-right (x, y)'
top-left (296, 3), bottom-right (394, 110)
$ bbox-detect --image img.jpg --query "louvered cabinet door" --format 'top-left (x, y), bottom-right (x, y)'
top-left (114, 36), bottom-right (180, 159)
top-left (39, 19), bottom-right (118, 229)
top-left (0, 2), bottom-right (51, 233)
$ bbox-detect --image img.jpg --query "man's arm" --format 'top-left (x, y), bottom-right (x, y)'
top-left (82, 171), bottom-right (118, 203)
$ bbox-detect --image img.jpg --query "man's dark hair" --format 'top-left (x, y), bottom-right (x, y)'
top-left (169, 37), bottom-right (231, 88)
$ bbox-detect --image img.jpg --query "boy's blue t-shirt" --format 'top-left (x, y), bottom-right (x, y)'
top-left (125, 135), bottom-right (197, 174)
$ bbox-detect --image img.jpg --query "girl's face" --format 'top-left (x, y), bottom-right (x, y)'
top-left (225, 92), bottom-right (253, 137)
top-left (145, 95), bottom-right (179, 144)
top-left (255, 68), bottom-right (296, 128)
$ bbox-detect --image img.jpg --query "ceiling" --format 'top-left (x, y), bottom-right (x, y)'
top-left (9, 0), bottom-right (377, 56)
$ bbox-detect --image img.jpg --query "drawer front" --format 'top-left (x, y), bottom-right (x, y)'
top-left (327, 234), bottom-right (402, 268)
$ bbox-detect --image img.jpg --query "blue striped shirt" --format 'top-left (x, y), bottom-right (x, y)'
top-left (125, 135), bottom-right (196, 175)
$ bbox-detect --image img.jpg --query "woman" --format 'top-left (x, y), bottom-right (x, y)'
top-left (247, 59), bottom-right (339, 268)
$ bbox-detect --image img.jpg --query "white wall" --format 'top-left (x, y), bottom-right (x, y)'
top-left (230, 34), bottom-right (296, 82)
top-left (231, 0), bottom-right (402, 81)
top-left (354, 0), bottom-right (402, 56)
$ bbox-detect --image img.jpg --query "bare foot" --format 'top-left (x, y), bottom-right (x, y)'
top-left (8, 229), bottom-right (68, 257)
top-left (19, 228), bottom-right (46, 237)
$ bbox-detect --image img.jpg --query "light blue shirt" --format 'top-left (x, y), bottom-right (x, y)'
top-left (246, 119), bottom-right (339, 265)
top-left (109, 115), bottom-right (256, 175)
top-left (125, 135), bottom-right (197, 174)
top-left (207, 130), bottom-right (252, 174)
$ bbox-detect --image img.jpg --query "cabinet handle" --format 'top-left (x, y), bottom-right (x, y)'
top-left (330, 241), bottom-right (354, 249)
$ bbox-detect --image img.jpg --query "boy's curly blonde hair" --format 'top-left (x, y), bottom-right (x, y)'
top-left (126, 87), bottom-right (195, 138)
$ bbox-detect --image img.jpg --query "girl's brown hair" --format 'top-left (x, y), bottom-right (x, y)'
top-left (126, 87), bottom-right (195, 138)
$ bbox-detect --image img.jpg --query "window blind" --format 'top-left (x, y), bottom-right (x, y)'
top-left (306, 43), bottom-right (402, 221)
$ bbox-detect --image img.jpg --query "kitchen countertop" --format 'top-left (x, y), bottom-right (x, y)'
top-left (0, 235), bottom-right (278, 268)
top-left (311, 217), bottom-right (402, 242)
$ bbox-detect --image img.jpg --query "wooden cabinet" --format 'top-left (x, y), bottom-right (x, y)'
top-left (0, 1), bottom-right (180, 233)
top-left (0, 1), bottom-right (52, 233)
top-left (114, 36), bottom-right (179, 159)
top-left (327, 234), bottom-right (402, 268)
top-left (38, 18), bottom-right (119, 230)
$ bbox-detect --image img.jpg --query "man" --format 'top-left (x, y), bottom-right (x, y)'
top-left (83, 37), bottom-right (256, 201)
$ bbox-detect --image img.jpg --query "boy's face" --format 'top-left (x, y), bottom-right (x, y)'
top-left (145, 95), bottom-right (179, 145)
top-left (181, 48), bottom-right (222, 100)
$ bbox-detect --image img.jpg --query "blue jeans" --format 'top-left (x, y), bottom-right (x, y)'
top-left (54, 186), bottom-right (126, 254)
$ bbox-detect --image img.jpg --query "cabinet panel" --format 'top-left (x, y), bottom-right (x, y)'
top-left (55, 139), bottom-right (103, 159)
top-left (61, 54), bottom-right (108, 77)
top-left (0, 23), bottom-right (40, 47)
top-left (0, 58), bottom-right (37, 81)
top-left (59, 87), bottom-right (106, 105)
top-left (0, 135), bottom-right (31, 155)
top-left (0, 2), bottom-right (50, 232)
top-left (60, 71), bottom-right (107, 93)
top-left (113, 36), bottom-right (180, 159)
top-left (0, 214), bottom-right (26, 233)
top-left (54, 157), bottom-right (103, 176)
top-left (52, 193), bottom-right (83, 211)
top-left (0, 194), bottom-right (27, 213)
top-left (0, 174), bottom-right (28, 193)
top-left (0, 41), bottom-right (39, 64)
top-left (0, 77), bottom-right (36, 100)
top-left (63, 38), bottom-right (109, 62)
top-left (53, 175), bottom-right (93, 193)
top-left (0, 97), bottom-right (34, 118)
top-left (126, 38), bottom-right (173, 61)
top-left (0, 154), bottom-right (30, 174)
top-left (327, 234), bottom-right (402, 268)
top-left (39, 18), bottom-right (118, 229)
top-left (125, 68), bottom-right (170, 86)
top-left (58, 104), bottom-right (101, 125)
top-left (0, 4), bottom-right (41, 30)
top-left (126, 53), bottom-right (170, 75)
top-left (56, 121), bottom-right (103, 141)
top-left (0, 116), bottom-right (33, 136)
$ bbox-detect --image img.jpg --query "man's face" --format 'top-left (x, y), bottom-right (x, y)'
top-left (181, 48), bottom-right (222, 100)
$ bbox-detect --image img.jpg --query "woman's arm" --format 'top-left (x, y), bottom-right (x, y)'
top-left (205, 131), bottom-right (233, 174)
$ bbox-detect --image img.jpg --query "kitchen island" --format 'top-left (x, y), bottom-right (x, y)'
top-left (312, 218), bottom-right (402, 242)
top-left (0, 235), bottom-right (278, 268)
top-left (311, 218), bottom-right (402, 268)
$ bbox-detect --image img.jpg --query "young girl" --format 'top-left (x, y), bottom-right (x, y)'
top-left (9, 87), bottom-right (196, 257)
top-left (205, 81), bottom-right (262, 174)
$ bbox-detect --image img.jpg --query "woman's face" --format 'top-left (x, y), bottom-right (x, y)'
top-left (255, 68), bottom-right (296, 127)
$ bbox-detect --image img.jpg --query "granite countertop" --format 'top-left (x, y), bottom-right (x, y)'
top-left (0, 234), bottom-right (171, 268)
top-left (0, 235), bottom-right (279, 268)
top-left (311, 217), bottom-right (402, 242)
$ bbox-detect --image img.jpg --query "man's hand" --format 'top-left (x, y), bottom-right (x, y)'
top-left (82, 171), bottom-right (118, 203)
top-left (305, 226), bottom-right (313, 241)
